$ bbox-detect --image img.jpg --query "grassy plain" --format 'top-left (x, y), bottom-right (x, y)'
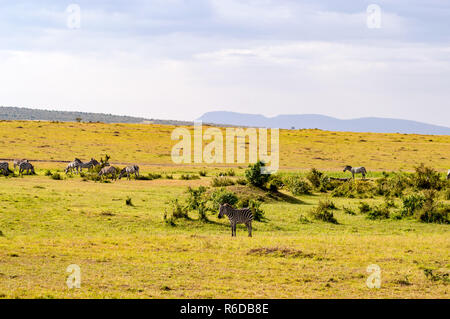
top-left (0, 120), bottom-right (449, 171)
top-left (0, 120), bottom-right (448, 298)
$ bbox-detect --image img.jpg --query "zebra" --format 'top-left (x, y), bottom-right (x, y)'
top-left (343, 165), bottom-right (367, 179)
top-left (65, 158), bottom-right (82, 174)
top-left (19, 161), bottom-right (35, 175)
top-left (13, 159), bottom-right (28, 171)
top-left (79, 158), bottom-right (100, 172)
top-left (218, 203), bottom-right (253, 237)
top-left (98, 166), bottom-right (118, 180)
top-left (119, 165), bottom-right (140, 180)
top-left (0, 162), bottom-right (10, 176)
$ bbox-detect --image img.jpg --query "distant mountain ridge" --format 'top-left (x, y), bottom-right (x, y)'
top-left (198, 111), bottom-right (450, 135)
top-left (0, 106), bottom-right (192, 125)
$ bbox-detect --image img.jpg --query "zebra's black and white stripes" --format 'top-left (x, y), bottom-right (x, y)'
top-left (0, 162), bottom-right (9, 176)
top-left (119, 165), bottom-right (139, 180)
top-left (19, 161), bottom-right (35, 175)
top-left (218, 203), bottom-right (253, 237)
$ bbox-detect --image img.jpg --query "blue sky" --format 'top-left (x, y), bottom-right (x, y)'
top-left (1, 0), bottom-right (449, 126)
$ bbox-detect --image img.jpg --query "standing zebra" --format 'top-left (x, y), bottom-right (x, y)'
top-left (65, 158), bottom-right (82, 174)
top-left (0, 162), bottom-right (10, 176)
top-left (218, 203), bottom-right (253, 237)
top-left (19, 161), bottom-right (35, 175)
top-left (79, 158), bottom-right (100, 172)
top-left (119, 165), bottom-right (140, 180)
top-left (343, 166), bottom-right (367, 179)
top-left (98, 166), bottom-right (118, 180)
top-left (13, 159), bottom-right (28, 171)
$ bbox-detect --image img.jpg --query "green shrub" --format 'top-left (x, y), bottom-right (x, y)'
top-left (366, 205), bottom-right (390, 220)
top-left (318, 198), bottom-right (337, 210)
top-left (165, 174), bottom-right (173, 179)
top-left (249, 199), bottom-right (266, 222)
top-left (400, 193), bottom-right (425, 217)
top-left (332, 180), bottom-right (375, 198)
top-left (236, 178), bottom-right (247, 185)
top-left (51, 173), bottom-right (62, 180)
top-left (284, 176), bottom-right (312, 196)
top-left (411, 164), bottom-right (443, 190)
top-left (358, 202), bottom-right (371, 214)
top-left (44, 170), bottom-right (52, 176)
top-left (210, 188), bottom-right (238, 210)
top-left (415, 190), bottom-right (449, 224)
top-left (343, 206), bottom-right (356, 215)
top-left (211, 177), bottom-right (235, 187)
top-left (225, 169), bottom-right (235, 177)
top-left (164, 199), bottom-right (189, 226)
top-left (199, 170), bottom-right (207, 177)
top-left (245, 161), bottom-right (269, 188)
top-left (180, 174), bottom-right (200, 180)
top-left (308, 206), bottom-right (338, 224)
top-left (306, 168), bottom-right (323, 188)
top-left (185, 186), bottom-right (211, 221)
top-left (375, 173), bottom-right (410, 197)
top-left (266, 174), bottom-right (283, 192)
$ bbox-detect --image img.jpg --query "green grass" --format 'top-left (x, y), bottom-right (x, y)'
top-left (0, 173), bottom-right (448, 298)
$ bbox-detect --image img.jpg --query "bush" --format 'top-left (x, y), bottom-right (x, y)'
top-left (411, 164), bottom-right (443, 190)
top-left (284, 176), bottom-right (312, 196)
top-left (180, 174), bottom-right (200, 180)
top-left (308, 205), bottom-right (338, 224)
top-left (400, 193), bottom-right (425, 217)
top-left (343, 206), bottom-right (356, 215)
top-left (236, 178), bottom-right (247, 185)
top-left (249, 199), bottom-right (266, 222)
top-left (210, 188), bottom-right (238, 210)
top-left (225, 169), bottom-right (235, 177)
top-left (211, 177), bottom-right (235, 187)
top-left (375, 173), bottom-right (410, 197)
top-left (185, 186), bottom-right (211, 221)
top-left (358, 202), bottom-right (371, 214)
top-left (136, 173), bottom-right (162, 181)
top-left (165, 174), bottom-right (173, 179)
top-left (44, 170), bottom-right (52, 176)
top-left (199, 170), bottom-right (207, 177)
top-left (317, 198), bottom-right (337, 210)
top-left (306, 168), bottom-right (323, 188)
top-left (164, 199), bottom-right (189, 226)
top-left (415, 190), bottom-right (449, 224)
top-left (331, 180), bottom-right (375, 198)
top-left (366, 205), bottom-right (390, 220)
top-left (266, 174), bottom-right (284, 192)
top-left (51, 173), bottom-right (62, 180)
top-left (245, 161), bottom-right (269, 188)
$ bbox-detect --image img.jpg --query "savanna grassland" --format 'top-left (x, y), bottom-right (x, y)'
top-left (0, 120), bottom-right (449, 299)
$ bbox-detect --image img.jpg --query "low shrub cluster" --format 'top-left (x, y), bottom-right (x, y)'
top-left (211, 176), bottom-right (235, 187)
top-left (284, 176), bottom-right (312, 196)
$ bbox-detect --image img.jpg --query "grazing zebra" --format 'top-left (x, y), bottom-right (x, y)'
top-left (65, 158), bottom-right (82, 174)
top-left (119, 165), bottom-right (140, 180)
top-left (0, 162), bottom-right (10, 176)
top-left (19, 161), bottom-right (35, 175)
top-left (343, 165), bottom-right (367, 179)
top-left (79, 158), bottom-right (100, 172)
top-left (13, 159), bottom-right (28, 171)
top-left (218, 203), bottom-right (254, 237)
top-left (98, 166), bottom-right (118, 180)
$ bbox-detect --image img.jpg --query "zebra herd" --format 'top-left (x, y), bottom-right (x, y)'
top-left (64, 158), bottom-right (140, 180)
top-left (0, 159), bottom-right (35, 176)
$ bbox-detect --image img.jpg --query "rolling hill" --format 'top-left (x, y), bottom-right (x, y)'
top-left (198, 111), bottom-right (450, 135)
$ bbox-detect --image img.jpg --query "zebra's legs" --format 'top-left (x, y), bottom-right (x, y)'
top-left (231, 223), bottom-right (236, 237)
top-left (246, 221), bottom-right (252, 237)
